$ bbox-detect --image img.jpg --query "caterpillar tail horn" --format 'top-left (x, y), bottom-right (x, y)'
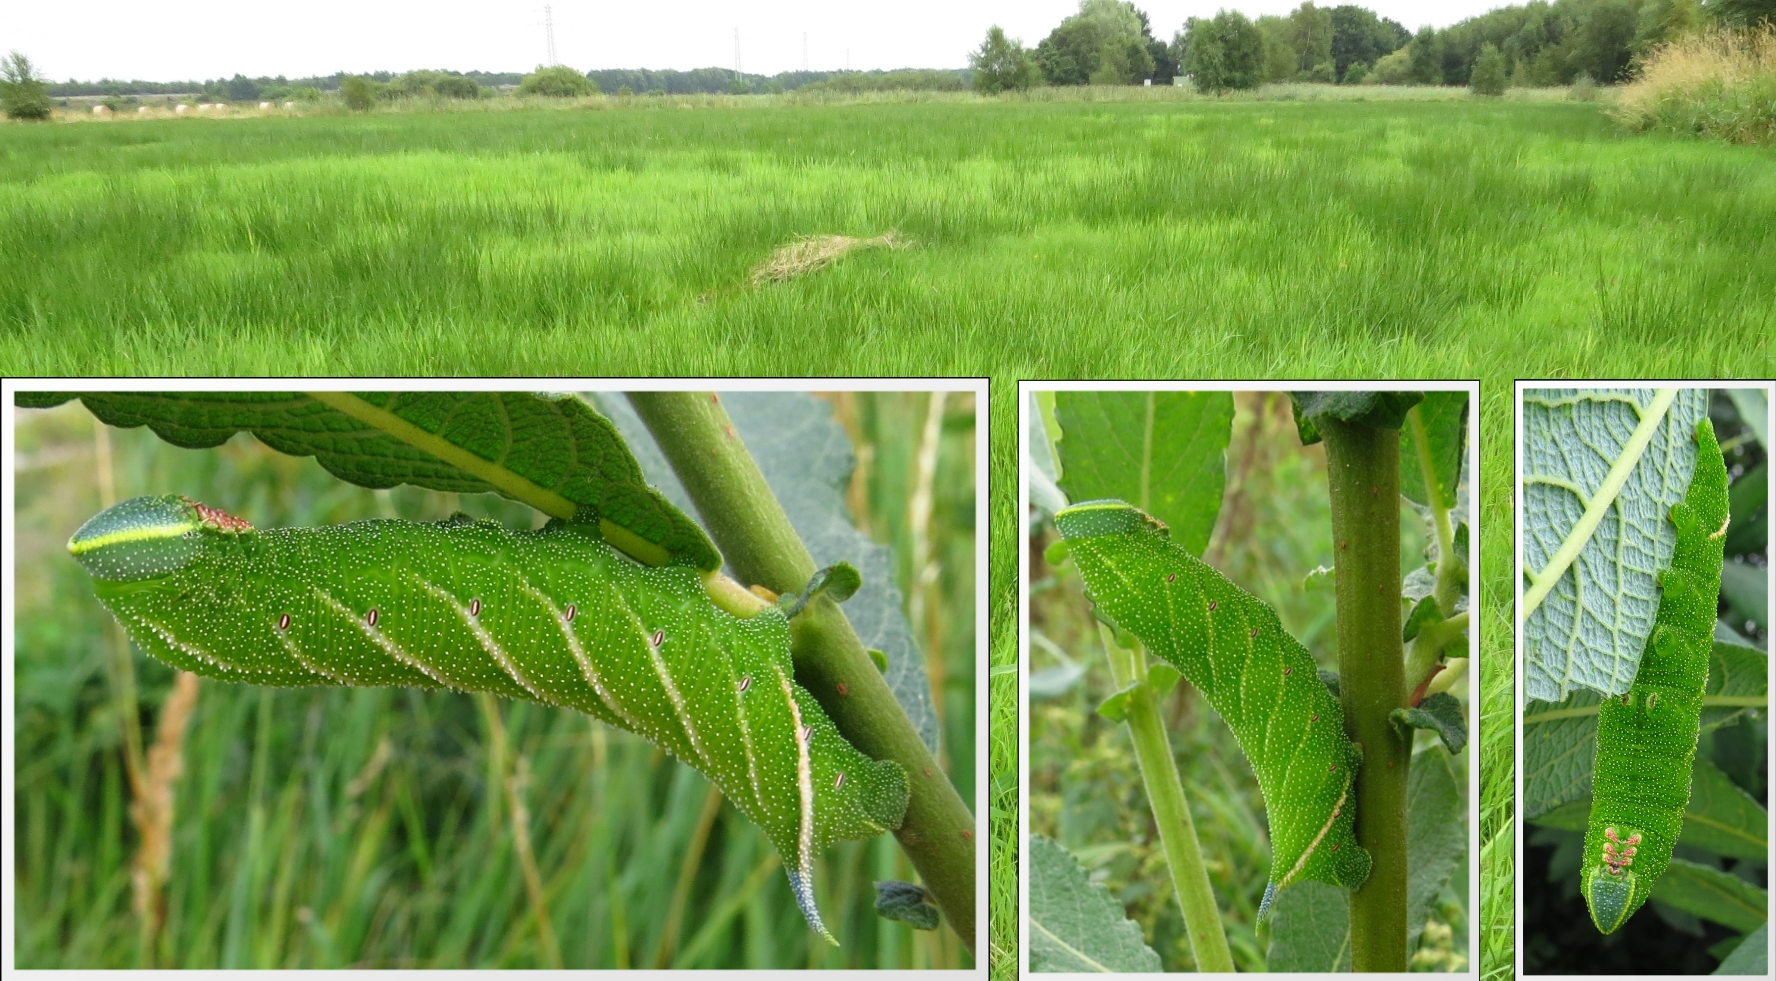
top-left (1257, 882), bottom-right (1279, 923)
top-left (786, 867), bottom-right (840, 946)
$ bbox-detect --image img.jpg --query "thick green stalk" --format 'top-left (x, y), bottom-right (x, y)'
top-left (1098, 624), bottom-right (1235, 972)
top-left (1319, 417), bottom-right (1410, 972)
top-left (627, 391), bottom-right (976, 953)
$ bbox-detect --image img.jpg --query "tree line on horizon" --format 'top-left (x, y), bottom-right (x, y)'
top-left (972, 0), bottom-right (1775, 93)
top-left (7, 0), bottom-right (1772, 114)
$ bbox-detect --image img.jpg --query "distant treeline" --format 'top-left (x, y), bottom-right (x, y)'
top-left (970, 0), bottom-right (1773, 94)
top-left (586, 67), bottom-right (969, 95)
top-left (48, 70), bottom-right (523, 100)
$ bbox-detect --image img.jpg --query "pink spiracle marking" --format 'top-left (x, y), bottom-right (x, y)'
top-left (564, 604), bottom-right (577, 622)
top-left (651, 629), bottom-right (665, 648)
top-left (834, 772), bottom-right (847, 789)
top-left (737, 676), bottom-right (751, 693)
top-left (366, 608), bottom-right (379, 627)
top-left (469, 598), bottom-right (482, 617)
top-left (277, 613), bottom-right (290, 631)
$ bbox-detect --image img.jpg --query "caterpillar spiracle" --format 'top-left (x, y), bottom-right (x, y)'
top-left (68, 495), bottom-right (910, 943)
top-left (1053, 501), bottom-right (1373, 915)
top-left (1581, 418), bottom-right (1730, 933)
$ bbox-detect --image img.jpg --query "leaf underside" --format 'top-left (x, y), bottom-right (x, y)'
top-left (1027, 835), bottom-right (1163, 973)
top-left (1521, 388), bottom-right (1709, 700)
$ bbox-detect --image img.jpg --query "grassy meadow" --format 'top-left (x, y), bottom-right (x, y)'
top-left (4, 91), bottom-right (1774, 978)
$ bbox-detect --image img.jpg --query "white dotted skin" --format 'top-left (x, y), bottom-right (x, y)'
top-left (73, 500), bottom-right (910, 939)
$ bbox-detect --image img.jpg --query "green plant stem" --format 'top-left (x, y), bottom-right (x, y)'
top-left (1319, 416), bottom-right (1411, 972)
top-left (627, 391), bottom-right (976, 953)
top-left (1405, 611), bottom-right (1470, 695)
top-left (1405, 404), bottom-right (1462, 618)
top-left (1098, 624), bottom-right (1235, 973)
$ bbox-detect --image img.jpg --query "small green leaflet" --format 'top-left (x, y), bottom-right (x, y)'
top-left (1053, 499), bottom-right (1372, 914)
top-left (1581, 419), bottom-right (1730, 934)
top-left (68, 496), bottom-right (908, 943)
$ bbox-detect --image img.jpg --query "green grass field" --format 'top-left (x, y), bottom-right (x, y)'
top-left (5, 93), bottom-right (1774, 977)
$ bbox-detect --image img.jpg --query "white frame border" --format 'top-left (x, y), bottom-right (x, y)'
top-left (1019, 379), bottom-right (1481, 981)
top-left (1512, 381), bottom-right (1776, 980)
top-left (3, 377), bottom-right (990, 980)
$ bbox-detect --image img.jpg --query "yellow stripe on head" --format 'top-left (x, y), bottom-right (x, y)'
top-left (68, 495), bottom-right (212, 582)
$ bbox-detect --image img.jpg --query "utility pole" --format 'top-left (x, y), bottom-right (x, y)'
top-left (544, 4), bottom-right (556, 66)
top-left (734, 28), bottom-right (741, 74)
top-left (803, 32), bottom-right (808, 73)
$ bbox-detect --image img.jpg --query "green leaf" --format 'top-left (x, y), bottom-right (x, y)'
top-left (873, 880), bottom-right (941, 931)
top-left (1652, 859), bottom-right (1768, 933)
top-left (1522, 690), bottom-right (1603, 821)
top-left (1027, 835), bottom-right (1162, 973)
top-left (1681, 756), bottom-right (1769, 861)
top-left (1269, 751), bottom-right (1466, 968)
top-left (1052, 391), bottom-right (1234, 556)
top-left (1403, 594), bottom-right (1442, 642)
top-left (1720, 561), bottom-right (1768, 636)
top-left (1703, 638), bottom-right (1768, 732)
top-left (780, 561), bottom-right (862, 618)
top-left (1405, 750), bottom-right (1468, 952)
top-left (1146, 662), bottom-right (1181, 698)
top-left (595, 392), bottom-right (941, 752)
top-left (1726, 460), bottom-right (1767, 558)
top-left (39, 391), bottom-right (719, 570)
top-left (1266, 880), bottom-right (1351, 971)
top-left (1290, 390), bottom-right (1424, 444)
top-left (1521, 388), bottom-right (1710, 700)
top-left (1391, 692), bottom-right (1468, 755)
top-left (1725, 387), bottom-right (1768, 450)
top-left (1095, 686), bottom-right (1135, 723)
top-left (1401, 391), bottom-right (1468, 510)
top-left (1026, 391), bottom-right (1069, 519)
top-left (1716, 925), bottom-right (1768, 975)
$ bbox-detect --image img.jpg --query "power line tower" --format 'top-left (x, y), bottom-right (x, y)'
top-left (544, 4), bottom-right (557, 66)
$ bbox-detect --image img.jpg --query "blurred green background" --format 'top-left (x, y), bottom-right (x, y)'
top-left (12, 390), bottom-right (976, 969)
top-left (1027, 391), bottom-right (1468, 972)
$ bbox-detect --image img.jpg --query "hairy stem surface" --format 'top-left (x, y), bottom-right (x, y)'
top-left (1320, 418), bottom-right (1410, 972)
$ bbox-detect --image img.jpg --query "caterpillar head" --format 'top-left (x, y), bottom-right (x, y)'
top-left (68, 496), bottom-right (251, 582)
top-left (1054, 500), bottom-right (1169, 541)
top-left (1583, 825), bottom-right (1647, 933)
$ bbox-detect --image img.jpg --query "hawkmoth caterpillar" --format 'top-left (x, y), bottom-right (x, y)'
top-left (68, 495), bottom-right (910, 943)
top-left (1053, 500), bottom-right (1373, 915)
top-left (1581, 418), bottom-right (1730, 933)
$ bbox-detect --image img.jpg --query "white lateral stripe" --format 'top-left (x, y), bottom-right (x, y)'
top-left (315, 587), bottom-right (449, 687)
top-left (1278, 783), bottom-right (1349, 889)
top-left (274, 629), bottom-right (352, 685)
top-left (416, 578), bottom-right (548, 704)
top-left (514, 578), bottom-right (641, 729)
top-left (648, 625), bottom-right (709, 766)
top-left (777, 665), bottom-right (816, 896)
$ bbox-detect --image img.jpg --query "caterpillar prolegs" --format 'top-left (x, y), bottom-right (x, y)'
top-left (68, 495), bottom-right (910, 943)
top-left (1053, 501), bottom-right (1373, 914)
top-left (1582, 419), bottom-right (1730, 933)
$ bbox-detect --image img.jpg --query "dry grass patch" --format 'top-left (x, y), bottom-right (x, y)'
top-left (751, 233), bottom-right (908, 285)
top-left (1615, 25), bottom-right (1776, 145)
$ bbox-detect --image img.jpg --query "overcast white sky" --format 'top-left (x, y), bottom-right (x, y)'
top-left (5, 1), bottom-right (1506, 83)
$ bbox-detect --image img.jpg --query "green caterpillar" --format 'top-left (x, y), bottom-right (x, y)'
top-left (68, 495), bottom-right (909, 943)
top-left (1053, 501), bottom-right (1372, 915)
top-left (1582, 419), bottom-right (1730, 933)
